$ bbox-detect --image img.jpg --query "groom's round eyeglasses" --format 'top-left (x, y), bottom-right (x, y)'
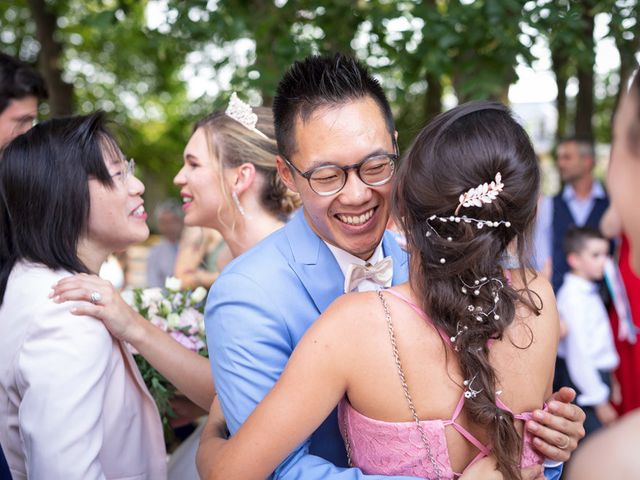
top-left (110, 158), bottom-right (135, 184)
top-left (282, 140), bottom-right (399, 196)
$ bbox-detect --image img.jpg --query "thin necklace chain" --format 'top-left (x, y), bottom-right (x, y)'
top-left (377, 290), bottom-right (443, 480)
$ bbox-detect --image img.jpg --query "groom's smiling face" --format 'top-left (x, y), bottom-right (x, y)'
top-left (278, 96), bottom-right (394, 261)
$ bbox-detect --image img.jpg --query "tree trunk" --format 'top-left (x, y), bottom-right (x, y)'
top-left (27, 0), bottom-right (74, 116)
top-left (574, 7), bottom-right (595, 139)
top-left (551, 49), bottom-right (569, 141)
top-left (424, 71), bottom-right (442, 122)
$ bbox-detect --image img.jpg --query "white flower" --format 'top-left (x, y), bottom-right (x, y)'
top-left (159, 299), bottom-right (173, 317)
top-left (165, 276), bottom-right (182, 291)
top-left (167, 313), bottom-right (181, 329)
top-left (121, 289), bottom-right (135, 307)
top-left (141, 288), bottom-right (164, 308)
top-left (190, 286), bottom-right (207, 304)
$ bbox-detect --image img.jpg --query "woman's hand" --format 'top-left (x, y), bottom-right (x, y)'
top-left (51, 273), bottom-right (145, 344)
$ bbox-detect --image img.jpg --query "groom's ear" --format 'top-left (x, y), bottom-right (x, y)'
top-left (276, 155), bottom-right (299, 193)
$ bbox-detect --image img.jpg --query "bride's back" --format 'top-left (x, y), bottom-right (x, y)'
top-left (340, 271), bottom-right (557, 475)
top-left (337, 101), bottom-right (557, 479)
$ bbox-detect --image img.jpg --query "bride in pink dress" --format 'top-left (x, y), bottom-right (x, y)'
top-left (197, 101), bottom-right (560, 480)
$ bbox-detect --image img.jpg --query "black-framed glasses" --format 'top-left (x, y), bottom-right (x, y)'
top-left (282, 140), bottom-right (399, 196)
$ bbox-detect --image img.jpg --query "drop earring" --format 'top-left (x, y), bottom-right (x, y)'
top-left (232, 191), bottom-right (246, 217)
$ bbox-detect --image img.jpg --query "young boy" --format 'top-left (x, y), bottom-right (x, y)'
top-left (556, 226), bottom-right (619, 436)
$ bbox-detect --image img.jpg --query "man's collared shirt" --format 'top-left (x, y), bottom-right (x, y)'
top-left (324, 241), bottom-right (391, 293)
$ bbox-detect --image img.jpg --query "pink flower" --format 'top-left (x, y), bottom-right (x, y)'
top-left (169, 331), bottom-right (200, 352)
top-left (179, 308), bottom-right (204, 335)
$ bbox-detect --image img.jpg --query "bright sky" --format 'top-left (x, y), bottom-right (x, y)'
top-left (145, 3), bottom-right (634, 106)
top-left (509, 13), bottom-right (624, 103)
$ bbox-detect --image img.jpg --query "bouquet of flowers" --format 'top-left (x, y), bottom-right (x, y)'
top-left (124, 277), bottom-right (208, 439)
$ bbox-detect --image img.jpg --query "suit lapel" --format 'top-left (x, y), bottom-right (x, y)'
top-left (285, 210), bottom-right (344, 314)
top-left (284, 211), bottom-right (409, 313)
top-left (383, 231), bottom-right (409, 285)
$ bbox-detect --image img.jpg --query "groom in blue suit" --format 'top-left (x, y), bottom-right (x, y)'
top-left (205, 54), bottom-right (584, 479)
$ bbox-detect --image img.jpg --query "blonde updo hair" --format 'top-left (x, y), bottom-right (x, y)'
top-left (193, 106), bottom-right (301, 222)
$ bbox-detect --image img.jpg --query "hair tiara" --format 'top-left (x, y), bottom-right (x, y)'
top-left (225, 92), bottom-right (268, 139)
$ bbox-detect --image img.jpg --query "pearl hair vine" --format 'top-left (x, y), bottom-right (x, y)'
top-left (462, 277), bottom-right (504, 322)
top-left (225, 92), bottom-right (269, 140)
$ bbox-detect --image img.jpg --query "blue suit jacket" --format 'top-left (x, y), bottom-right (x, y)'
top-left (206, 210), bottom-right (562, 480)
top-left (207, 210), bottom-right (415, 479)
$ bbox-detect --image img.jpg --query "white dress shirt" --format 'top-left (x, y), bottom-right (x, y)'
top-left (556, 272), bottom-right (619, 406)
top-left (325, 241), bottom-right (391, 293)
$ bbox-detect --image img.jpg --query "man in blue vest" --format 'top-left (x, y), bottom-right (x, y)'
top-left (533, 137), bottom-right (609, 292)
top-left (534, 137), bottom-right (612, 399)
top-left (203, 54), bottom-right (585, 479)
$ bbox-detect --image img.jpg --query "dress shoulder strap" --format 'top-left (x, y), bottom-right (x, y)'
top-left (383, 289), bottom-right (452, 346)
top-left (377, 290), bottom-right (443, 479)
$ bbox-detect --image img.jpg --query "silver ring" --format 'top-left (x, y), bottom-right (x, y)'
top-left (90, 291), bottom-right (102, 304)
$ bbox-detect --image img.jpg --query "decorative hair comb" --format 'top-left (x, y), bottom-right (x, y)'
top-left (455, 172), bottom-right (504, 215)
top-left (424, 172), bottom-right (509, 265)
top-left (225, 92), bottom-right (268, 139)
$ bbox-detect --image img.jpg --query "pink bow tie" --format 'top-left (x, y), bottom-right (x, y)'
top-left (344, 257), bottom-right (393, 293)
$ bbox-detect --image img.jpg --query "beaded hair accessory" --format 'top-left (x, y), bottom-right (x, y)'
top-left (425, 172), bottom-right (510, 261)
top-left (225, 92), bottom-right (269, 139)
top-left (425, 173), bottom-right (510, 404)
top-left (455, 172), bottom-right (504, 215)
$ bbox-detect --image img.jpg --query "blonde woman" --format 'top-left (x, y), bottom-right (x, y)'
top-left (51, 94), bottom-right (300, 411)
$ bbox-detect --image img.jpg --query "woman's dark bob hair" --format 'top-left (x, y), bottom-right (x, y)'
top-left (0, 111), bottom-right (119, 303)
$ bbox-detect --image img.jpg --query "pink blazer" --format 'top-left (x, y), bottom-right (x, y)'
top-left (0, 262), bottom-right (167, 479)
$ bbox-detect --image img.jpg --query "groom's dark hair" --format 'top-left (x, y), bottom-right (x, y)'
top-left (272, 53), bottom-right (395, 159)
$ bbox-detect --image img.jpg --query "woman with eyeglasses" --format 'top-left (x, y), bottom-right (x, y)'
top-left (0, 112), bottom-right (166, 479)
top-left (50, 96), bottom-right (301, 413)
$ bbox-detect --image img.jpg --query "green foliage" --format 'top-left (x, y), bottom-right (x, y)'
top-left (1, 0), bottom-right (637, 191)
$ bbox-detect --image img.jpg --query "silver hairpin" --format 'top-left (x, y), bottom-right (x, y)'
top-left (463, 277), bottom-right (504, 322)
top-left (225, 92), bottom-right (268, 139)
top-left (463, 374), bottom-right (483, 399)
top-left (450, 322), bottom-right (469, 349)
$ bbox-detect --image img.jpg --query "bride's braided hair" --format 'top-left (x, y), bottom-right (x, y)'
top-left (393, 101), bottom-right (541, 480)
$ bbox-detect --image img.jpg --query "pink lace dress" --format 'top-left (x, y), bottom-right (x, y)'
top-left (338, 289), bottom-right (545, 479)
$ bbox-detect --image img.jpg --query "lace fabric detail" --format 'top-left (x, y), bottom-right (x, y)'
top-left (339, 399), bottom-right (453, 477)
top-left (338, 399), bottom-right (545, 479)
